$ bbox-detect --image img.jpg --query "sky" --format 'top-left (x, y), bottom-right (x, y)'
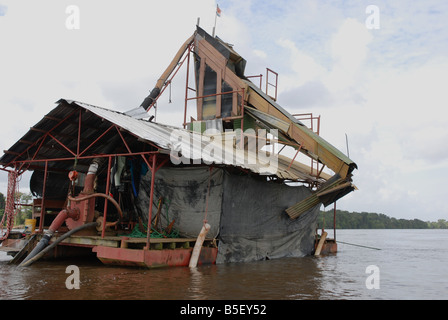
top-left (0, 0), bottom-right (447, 222)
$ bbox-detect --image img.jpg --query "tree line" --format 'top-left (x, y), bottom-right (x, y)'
top-left (317, 209), bottom-right (448, 229)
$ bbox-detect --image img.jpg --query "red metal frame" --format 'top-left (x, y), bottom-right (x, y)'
top-left (183, 43), bottom-right (193, 129)
top-left (292, 113), bottom-right (321, 176)
top-left (114, 125), bottom-right (133, 154)
top-left (79, 123), bottom-right (115, 157)
top-left (1, 104), bottom-right (170, 245)
top-left (266, 68), bottom-right (278, 101)
top-left (101, 156), bottom-right (113, 238)
top-left (146, 43), bottom-right (194, 113)
top-left (38, 161), bottom-right (48, 232)
top-left (246, 74), bottom-right (263, 89)
top-left (6, 108), bottom-right (80, 170)
top-left (47, 132), bottom-right (77, 157)
top-left (93, 245), bottom-right (217, 268)
top-left (145, 154), bottom-right (157, 249)
top-left (293, 113), bottom-right (321, 135)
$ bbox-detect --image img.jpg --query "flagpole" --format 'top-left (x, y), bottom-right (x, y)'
top-left (213, 4), bottom-right (221, 37)
top-left (212, 7), bottom-right (218, 37)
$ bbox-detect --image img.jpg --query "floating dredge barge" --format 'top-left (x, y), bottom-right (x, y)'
top-left (0, 27), bottom-right (357, 268)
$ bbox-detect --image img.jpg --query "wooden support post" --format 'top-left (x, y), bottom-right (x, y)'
top-left (189, 223), bottom-right (211, 268)
top-left (120, 237), bottom-right (129, 249)
top-left (182, 241), bottom-right (191, 249)
top-left (167, 242), bottom-right (176, 250)
top-left (152, 243), bottom-right (163, 250)
top-left (315, 231), bottom-right (328, 256)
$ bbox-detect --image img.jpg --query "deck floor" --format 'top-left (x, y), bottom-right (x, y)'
top-left (57, 234), bottom-right (218, 251)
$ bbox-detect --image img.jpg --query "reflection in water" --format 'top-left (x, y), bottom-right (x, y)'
top-left (0, 256), bottom-right (326, 300)
top-left (2, 229), bottom-right (448, 300)
top-left (189, 267), bottom-right (208, 300)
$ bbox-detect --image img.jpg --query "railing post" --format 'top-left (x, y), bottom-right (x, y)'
top-left (145, 154), bottom-right (157, 250)
top-left (38, 161), bottom-right (48, 232)
top-left (101, 156), bottom-right (112, 238)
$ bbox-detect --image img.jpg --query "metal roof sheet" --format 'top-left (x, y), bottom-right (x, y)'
top-left (0, 99), bottom-right (326, 183)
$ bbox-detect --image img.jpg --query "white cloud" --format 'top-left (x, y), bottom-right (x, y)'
top-left (276, 38), bottom-right (327, 90)
top-left (1, 0), bottom-right (448, 222)
top-left (0, 4), bottom-right (7, 16)
top-left (323, 18), bottom-right (373, 93)
top-left (252, 49), bottom-right (267, 60)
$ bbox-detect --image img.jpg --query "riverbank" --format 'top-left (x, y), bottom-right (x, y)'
top-left (318, 210), bottom-right (447, 229)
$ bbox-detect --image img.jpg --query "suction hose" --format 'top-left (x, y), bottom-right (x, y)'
top-left (19, 222), bottom-right (99, 267)
top-left (67, 193), bottom-right (123, 220)
top-left (19, 193), bottom-right (122, 267)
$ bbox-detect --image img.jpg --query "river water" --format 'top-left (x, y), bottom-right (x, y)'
top-left (1, 229), bottom-right (447, 300)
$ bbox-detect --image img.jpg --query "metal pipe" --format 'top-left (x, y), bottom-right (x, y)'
top-left (77, 109), bottom-right (82, 156)
top-left (48, 208), bottom-right (80, 234)
top-left (183, 43), bottom-right (192, 129)
top-left (12, 150), bottom-right (159, 165)
top-left (38, 161), bottom-right (48, 232)
top-left (140, 33), bottom-right (196, 111)
top-left (19, 222), bottom-right (99, 267)
top-left (67, 193), bottom-right (123, 220)
top-left (102, 156), bottom-right (112, 238)
top-left (19, 207), bottom-right (81, 267)
top-left (333, 202), bottom-right (337, 241)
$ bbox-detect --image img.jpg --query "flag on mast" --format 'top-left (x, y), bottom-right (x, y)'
top-left (213, 4), bottom-right (221, 37)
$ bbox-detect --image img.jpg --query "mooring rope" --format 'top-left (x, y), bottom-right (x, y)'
top-left (337, 240), bottom-right (381, 250)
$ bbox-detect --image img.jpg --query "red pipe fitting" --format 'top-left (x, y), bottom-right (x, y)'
top-left (48, 207), bottom-right (80, 234)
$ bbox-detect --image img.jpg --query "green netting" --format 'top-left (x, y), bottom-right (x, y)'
top-left (121, 223), bottom-right (179, 239)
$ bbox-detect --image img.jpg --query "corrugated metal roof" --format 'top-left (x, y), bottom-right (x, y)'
top-left (70, 100), bottom-right (176, 150)
top-left (0, 99), bottom-right (326, 183)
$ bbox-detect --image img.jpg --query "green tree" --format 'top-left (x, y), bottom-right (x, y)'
top-left (317, 209), bottom-right (439, 229)
top-left (14, 192), bottom-right (33, 225)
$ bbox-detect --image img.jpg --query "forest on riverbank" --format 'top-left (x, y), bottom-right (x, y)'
top-left (317, 209), bottom-right (448, 229)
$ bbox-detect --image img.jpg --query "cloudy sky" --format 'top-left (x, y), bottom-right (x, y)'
top-left (0, 1), bottom-right (447, 222)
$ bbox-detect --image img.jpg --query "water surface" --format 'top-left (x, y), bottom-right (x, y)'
top-left (1, 229), bottom-right (447, 300)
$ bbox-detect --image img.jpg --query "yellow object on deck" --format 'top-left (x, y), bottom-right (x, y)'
top-left (24, 219), bottom-right (36, 234)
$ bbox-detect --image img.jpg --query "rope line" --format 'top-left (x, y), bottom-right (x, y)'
top-left (1, 170), bottom-right (20, 241)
